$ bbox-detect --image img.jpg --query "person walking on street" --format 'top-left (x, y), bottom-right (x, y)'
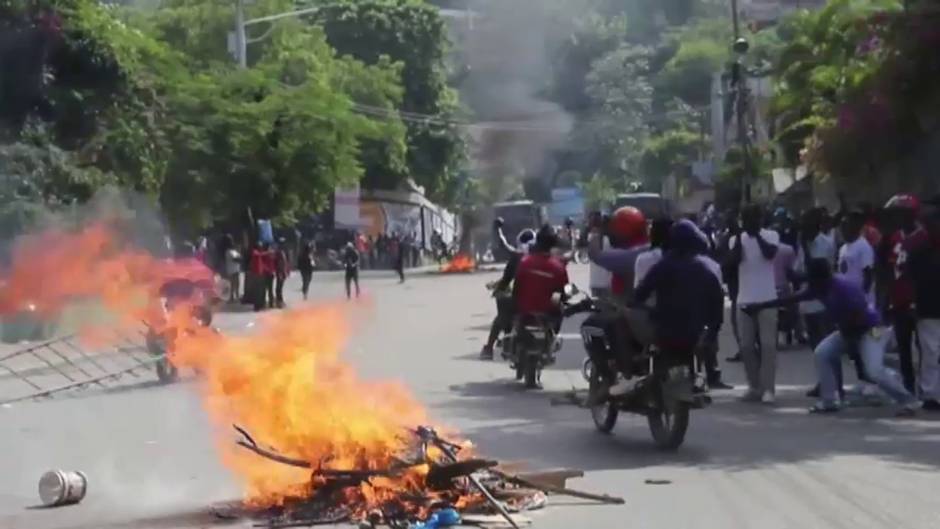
top-left (393, 233), bottom-right (405, 283)
top-left (223, 234), bottom-right (241, 303)
top-left (744, 259), bottom-right (919, 416)
top-left (297, 240), bottom-right (315, 300)
top-left (728, 205), bottom-right (780, 404)
top-left (905, 198), bottom-right (940, 411)
top-left (718, 212), bottom-right (743, 362)
top-left (883, 194), bottom-right (923, 393)
top-left (274, 239), bottom-right (290, 308)
top-left (343, 242), bottom-right (361, 299)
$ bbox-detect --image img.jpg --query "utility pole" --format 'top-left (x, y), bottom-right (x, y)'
top-left (729, 0), bottom-right (752, 205)
top-left (234, 0), bottom-right (247, 68)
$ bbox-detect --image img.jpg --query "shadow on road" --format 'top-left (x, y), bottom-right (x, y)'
top-left (440, 377), bottom-right (940, 476)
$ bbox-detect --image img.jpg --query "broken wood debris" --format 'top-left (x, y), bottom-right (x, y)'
top-left (228, 424), bottom-right (625, 528)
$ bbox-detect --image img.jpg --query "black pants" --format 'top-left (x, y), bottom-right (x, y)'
top-left (300, 270), bottom-right (313, 299)
top-left (582, 311), bottom-right (633, 379)
top-left (486, 295), bottom-right (514, 348)
top-left (395, 259), bottom-right (405, 282)
top-left (264, 274), bottom-right (275, 308)
top-left (703, 338), bottom-right (722, 383)
top-left (275, 274), bottom-right (286, 307)
top-left (345, 269), bottom-right (360, 299)
top-left (893, 307), bottom-right (917, 393)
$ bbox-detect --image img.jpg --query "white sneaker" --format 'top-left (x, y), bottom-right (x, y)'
top-left (608, 379), bottom-right (634, 397)
top-left (761, 391), bottom-right (776, 404)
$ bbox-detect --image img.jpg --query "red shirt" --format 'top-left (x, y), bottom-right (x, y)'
top-left (514, 253), bottom-right (569, 314)
top-left (888, 228), bottom-right (927, 309)
top-left (250, 248), bottom-right (276, 276)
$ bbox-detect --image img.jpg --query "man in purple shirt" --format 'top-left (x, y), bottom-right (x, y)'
top-left (743, 258), bottom-right (918, 416)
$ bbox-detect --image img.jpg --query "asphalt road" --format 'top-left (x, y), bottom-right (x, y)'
top-left (2, 264), bottom-right (940, 529)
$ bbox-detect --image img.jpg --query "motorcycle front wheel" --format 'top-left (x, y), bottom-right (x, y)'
top-left (588, 366), bottom-right (618, 433)
top-left (647, 381), bottom-right (690, 451)
top-left (155, 359), bottom-right (179, 384)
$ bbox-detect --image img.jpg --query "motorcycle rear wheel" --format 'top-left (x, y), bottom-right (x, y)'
top-left (523, 357), bottom-right (540, 389)
top-left (588, 367), bottom-right (618, 433)
top-left (647, 383), bottom-right (690, 451)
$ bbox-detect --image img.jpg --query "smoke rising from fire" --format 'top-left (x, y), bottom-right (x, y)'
top-left (454, 0), bottom-right (576, 195)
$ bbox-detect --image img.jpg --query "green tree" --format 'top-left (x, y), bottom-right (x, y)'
top-left (311, 0), bottom-right (466, 203)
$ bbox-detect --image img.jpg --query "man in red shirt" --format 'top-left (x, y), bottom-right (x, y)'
top-left (884, 194), bottom-right (922, 392)
top-left (513, 225), bottom-right (568, 326)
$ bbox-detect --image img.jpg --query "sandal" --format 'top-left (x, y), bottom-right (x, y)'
top-left (808, 403), bottom-right (840, 414)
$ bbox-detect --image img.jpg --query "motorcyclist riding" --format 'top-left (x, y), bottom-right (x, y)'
top-left (513, 224), bottom-right (569, 336)
top-left (585, 206), bottom-right (650, 394)
top-left (633, 220), bottom-right (725, 372)
top-left (481, 218), bottom-right (536, 359)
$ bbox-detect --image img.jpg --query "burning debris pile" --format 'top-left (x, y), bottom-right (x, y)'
top-left (222, 423), bottom-right (623, 528)
top-left (440, 254), bottom-right (476, 274)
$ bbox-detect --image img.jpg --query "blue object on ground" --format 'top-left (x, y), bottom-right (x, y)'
top-left (411, 508), bottom-right (461, 529)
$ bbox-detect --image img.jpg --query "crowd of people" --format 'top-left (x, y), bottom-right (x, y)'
top-left (481, 191), bottom-right (940, 417)
top-left (178, 228), bottom-right (426, 309)
top-left (582, 193), bottom-right (940, 416)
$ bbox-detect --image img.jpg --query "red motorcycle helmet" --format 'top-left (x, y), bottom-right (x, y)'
top-left (885, 193), bottom-right (920, 212)
top-left (608, 206), bottom-right (648, 247)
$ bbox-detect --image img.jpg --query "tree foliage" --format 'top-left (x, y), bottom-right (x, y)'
top-left (0, 0), bottom-right (465, 235)
top-left (770, 0), bottom-right (940, 183)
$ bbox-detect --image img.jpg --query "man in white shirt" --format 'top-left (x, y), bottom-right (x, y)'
top-left (838, 211), bottom-right (876, 306)
top-left (729, 205), bottom-right (780, 403)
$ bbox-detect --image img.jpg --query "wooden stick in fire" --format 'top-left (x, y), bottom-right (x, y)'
top-left (415, 426), bottom-right (520, 529)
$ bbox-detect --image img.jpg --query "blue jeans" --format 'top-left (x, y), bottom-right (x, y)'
top-left (815, 329), bottom-right (915, 406)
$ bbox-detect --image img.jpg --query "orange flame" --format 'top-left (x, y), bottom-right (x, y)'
top-left (1, 221), bottom-right (465, 513)
top-left (0, 222), bottom-right (212, 327)
top-left (170, 306), bottom-right (432, 508)
top-left (441, 254), bottom-right (475, 273)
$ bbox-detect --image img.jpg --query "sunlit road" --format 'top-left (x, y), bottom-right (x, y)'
top-left (2, 264), bottom-right (940, 529)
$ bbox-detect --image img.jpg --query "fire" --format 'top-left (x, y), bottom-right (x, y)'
top-left (0, 220), bottom-right (470, 515)
top-left (169, 306), bottom-right (433, 509)
top-left (441, 254), bottom-right (475, 273)
top-left (0, 222), bottom-right (212, 327)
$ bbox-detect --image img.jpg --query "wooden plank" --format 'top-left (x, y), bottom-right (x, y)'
top-left (513, 469), bottom-right (584, 489)
top-left (461, 513), bottom-right (533, 528)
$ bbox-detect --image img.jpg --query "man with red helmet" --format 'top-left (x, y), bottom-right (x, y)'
top-left (883, 194), bottom-right (924, 394)
top-left (587, 206), bottom-right (650, 303)
top-left (586, 206), bottom-right (650, 394)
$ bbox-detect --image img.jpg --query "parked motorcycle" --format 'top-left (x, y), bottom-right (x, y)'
top-left (566, 289), bottom-right (711, 450)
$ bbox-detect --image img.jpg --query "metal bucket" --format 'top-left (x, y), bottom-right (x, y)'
top-left (38, 470), bottom-right (87, 507)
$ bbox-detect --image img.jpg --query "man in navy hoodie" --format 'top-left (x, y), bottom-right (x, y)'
top-left (634, 220), bottom-right (725, 368)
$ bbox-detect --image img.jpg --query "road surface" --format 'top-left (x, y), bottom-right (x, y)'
top-left (1, 265), bottom-right (939, 529)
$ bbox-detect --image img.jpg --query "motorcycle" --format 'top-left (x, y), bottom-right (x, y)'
top-left (566, 288), bottom-right (711, 450)
top-left (488, 283), bottom-right (567, 390)
top-left (146, 280), bottom-right (214, 384)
